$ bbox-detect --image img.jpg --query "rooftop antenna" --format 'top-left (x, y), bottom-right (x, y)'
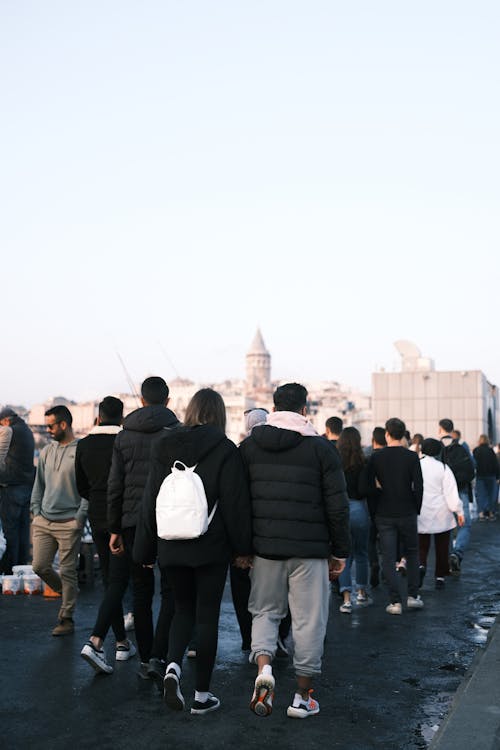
top-left (116, 352), bottom-right (141, 405)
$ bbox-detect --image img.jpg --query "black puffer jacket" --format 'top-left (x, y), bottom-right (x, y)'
top-left (133, 424), bottom-right (252, 567)
top-left (0, 416), bottom-right (35, 487)
top-left (239, 426), bottom-right (350, 559)
top-left (107, 405), bottom-right (180, 532)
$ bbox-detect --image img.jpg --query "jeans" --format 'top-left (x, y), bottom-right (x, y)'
top-left (0, 484), bottom-right (32, 574)
top-left (453, 488), bottom-right (471, 560)
top-left (338, 499), bottom-right (370, 593)
top-left (475, 477), bottom-right (498, 515)
top-left (376, 514), bottom-right (419, 603)
top-left (92, 529), bottom-right (126, 642)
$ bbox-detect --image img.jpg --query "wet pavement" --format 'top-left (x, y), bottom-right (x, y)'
top-left (2, 516), bottom-right (500, 750)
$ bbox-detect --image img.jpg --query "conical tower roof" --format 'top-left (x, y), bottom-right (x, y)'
top-left (248, 328), bottom-right (268, 355)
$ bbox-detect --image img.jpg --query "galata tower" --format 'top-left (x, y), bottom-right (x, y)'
top-left (245, 328), bottom-right (272, 404)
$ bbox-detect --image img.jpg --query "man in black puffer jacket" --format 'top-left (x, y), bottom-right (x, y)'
top-left (239, 383), bottom-right (350, 720)
top-left (80, 377), bottom-right (180, 678)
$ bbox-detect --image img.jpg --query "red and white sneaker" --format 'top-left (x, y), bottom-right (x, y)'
top-left (250, 671), bottom-right (275, 716)
top-left (286, 690), bottom-right (320, 719)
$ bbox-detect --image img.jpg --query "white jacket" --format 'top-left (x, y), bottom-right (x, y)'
top-left (418, 456), bottom-right (464, 534)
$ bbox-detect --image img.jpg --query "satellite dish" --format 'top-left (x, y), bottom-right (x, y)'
top-left (394, 340), bottom-right (421, 359)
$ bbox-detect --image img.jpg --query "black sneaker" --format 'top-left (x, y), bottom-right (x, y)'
top-left (147, 658), bottom-right (166, 692)
top-left (449, 553), bottom-right (461, 575)
top-left (435, 577), bottom-right (445, 590)
top-left (164, 669), bottom-right (185, 710)
top-left (190, 693), bottom-right (220, 715)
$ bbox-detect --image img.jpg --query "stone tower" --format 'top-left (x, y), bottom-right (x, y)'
top-left (245, 328), bottom-right (272, 404)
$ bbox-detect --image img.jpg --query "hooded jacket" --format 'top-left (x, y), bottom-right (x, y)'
top-left (30, 439), bottom-right (87, 524)
top-left (239, 418), bottom-right (350, 560)
top-left (133, 424), bottom-right (252, 567)
top-left (107, 405), bottom-right (180, 532)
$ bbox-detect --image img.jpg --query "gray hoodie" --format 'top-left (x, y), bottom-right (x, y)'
top-left (30, 439), bottom-right (88, 524)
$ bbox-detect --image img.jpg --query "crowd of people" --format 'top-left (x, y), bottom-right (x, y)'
top-left (0, 379), bottom-right (499, 720)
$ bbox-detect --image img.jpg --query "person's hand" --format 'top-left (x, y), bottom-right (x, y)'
top-left (457, 514), bottom-right (465, 527)
top-left (233, 555), bottom-right (253, 569)
top-left (328, 556), bottom-right (345, 580)
top-left (109, 533), bottom-right (124, 556)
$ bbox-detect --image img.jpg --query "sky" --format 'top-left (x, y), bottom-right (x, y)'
top-left (1, 1), bottom-right (499, 408)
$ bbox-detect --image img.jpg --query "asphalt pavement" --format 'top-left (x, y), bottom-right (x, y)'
top-left (2, 516), bottom-right (500, 750)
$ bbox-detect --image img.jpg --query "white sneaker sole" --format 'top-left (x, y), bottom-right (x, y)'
top-left (250, 674), bottom-right (275, 716)
top-left (80, 645), bottom-right (113, 674)
top-left (286, 705), bottom-right (320, 718)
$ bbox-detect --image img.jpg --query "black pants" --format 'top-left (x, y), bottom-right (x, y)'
top-left (92, 526), bottom-right (174, 662)
top-left (92, 529), bottom-right (125, 641)
top-left (229, 565), bottom-right (291, 649)
top-left (165, 562), bottom-right (227, 692)
top-left (376, 514), bottom-right (419, 603)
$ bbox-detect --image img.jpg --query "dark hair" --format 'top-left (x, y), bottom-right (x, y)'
top-left (325, 416), bottom-right (343, 435)
top-left (452, 429), bottom-right (461, 439)
top-left (411, 433), bottom-right (424, 447)
top-left (184, 388), bottom-right (226, 432)
top-left (372, 426), bottom-right (387, 447)
top-left (439, 418), bottom-right (454, 433)
top-left (45, 405), bottom-right (73, 426)
top-left (422, 438), bottom-right (442, 457)
top-left (337, 426), bottom-right (365, 472)
top-left (273, 383), bottom-right (308, 413)
top-left (99, 396), bottom-right (123, 424)
top-left (385, 417), bottom-right (406, 441)
top-left (141, 376), bottom-right (169, 405)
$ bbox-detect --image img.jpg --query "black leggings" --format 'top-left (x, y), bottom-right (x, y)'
top-left (165, 562), bottom-right (228, 692)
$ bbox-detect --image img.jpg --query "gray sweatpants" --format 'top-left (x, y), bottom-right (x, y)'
top-left (248, 556), bottom-right (329, 676)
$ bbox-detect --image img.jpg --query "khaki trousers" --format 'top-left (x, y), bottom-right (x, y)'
top-left (31, 515), bottom-right (81, 620)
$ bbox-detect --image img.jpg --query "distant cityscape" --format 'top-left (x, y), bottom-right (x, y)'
top-left (3, 331), bottom-right (499, 449)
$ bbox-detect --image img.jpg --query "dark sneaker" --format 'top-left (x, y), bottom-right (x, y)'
top-left (81, 641), bottom-right (113, 674)
top-left (250, 671), bottom-right (275, 716)
top-left (164, 669), bottom-right (185, 710)
top-left (449, 553), bottom-right (461, 575)
top-left (286, 691), bottom-right (320, 719)
top-left (147, 658), bottom-right (166, 691)
top-left (435, 577), bottom-right (445, 590)
top-left (52, 618), bottom-right (74, 636)
top-left (115, 640), bottom-right (136, 661)
top-left (190, 693), bottom-right (220, 715)
top-left (137, 662), bottom-right (150, 680)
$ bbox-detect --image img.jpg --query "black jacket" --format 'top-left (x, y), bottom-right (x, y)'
top-left (239, 426), bottom-right (350, 560)
top-left (368, 446), bottom-right (423, 517)
top-left (75, 426), bottom-right (121, 532)
top-left (133, 424), bottom-right (252, 567)
top-left (0, 416), bottom-right (35, 487)
top-left (473, 444), bottom-right (500, 478)
top-left (107, 405), bottom-right (180, 532)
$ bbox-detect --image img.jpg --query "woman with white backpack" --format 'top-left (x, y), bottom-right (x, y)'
top-left (134, 388), bottom-right (252, 715)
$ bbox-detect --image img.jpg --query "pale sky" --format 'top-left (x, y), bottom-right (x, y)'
top-left (2, 1), bottom-right (499, 408)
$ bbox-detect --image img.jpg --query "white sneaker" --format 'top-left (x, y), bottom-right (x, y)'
top-left (407, 595), bottom-right (424, 609)
top-left (339, 600), bottom-right (352, 614)
top-left (250, 671), bottom-right (275, 716)
top-left (123, 612), bottom-right (135, 631)
top-left (81, 641), bottom-right (113, 674)
top-left (386, 602), bottom-right (402, 615)
top-left (286, 691), bottom-right (320, 719)
top-left (115, 640), bottom-right (137, 661)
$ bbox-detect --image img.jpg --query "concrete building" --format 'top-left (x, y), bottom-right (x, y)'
top-left (372, 341), bottom-right (500, 447)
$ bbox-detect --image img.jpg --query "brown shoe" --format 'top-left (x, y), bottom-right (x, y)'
top-left (52, 618), bottom-right (74, 636)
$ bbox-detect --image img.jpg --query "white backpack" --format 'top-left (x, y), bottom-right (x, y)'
top-left (156, 460), bottom-right (218, 540)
